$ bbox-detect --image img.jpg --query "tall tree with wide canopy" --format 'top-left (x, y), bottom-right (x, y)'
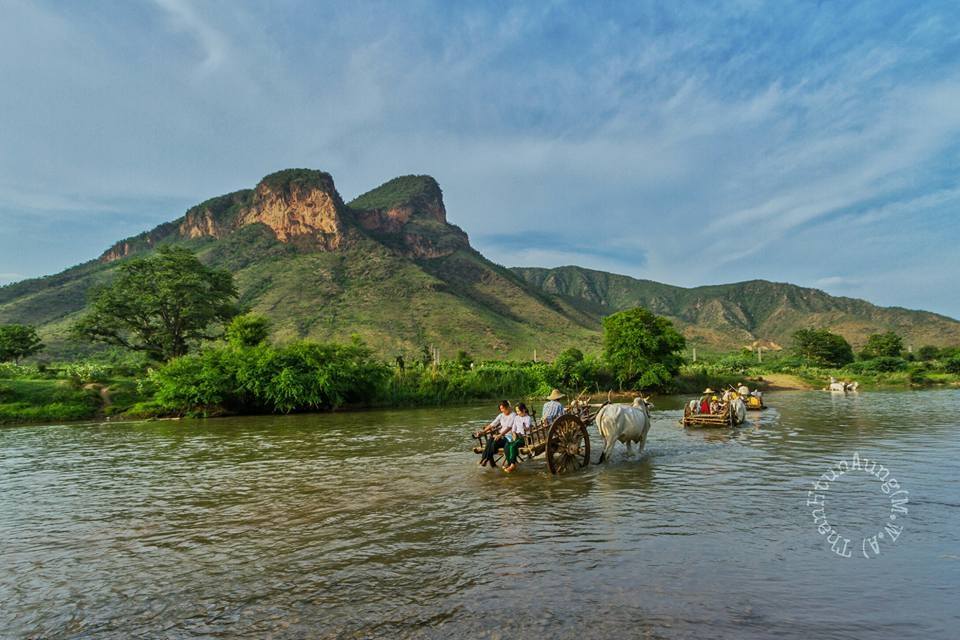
top-left (0, 324), bottom-right (44, 363)
top-left (602, 307), bottom-right (686, 389)
top-left (73, 246), bottom-right (238, 361)
top-left (860, 331), bottom-right (904, 359)
top-left (791, 328), bottom-right (854, 367)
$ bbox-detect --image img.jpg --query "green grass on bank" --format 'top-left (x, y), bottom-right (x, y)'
top-left (676, 352), bottom-right (960, 392)
top-left (4, 347), bottom-right (960, 426)
top-left (0, 379), bottom-right (100, 424)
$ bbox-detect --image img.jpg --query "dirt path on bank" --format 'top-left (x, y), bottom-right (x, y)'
top-left (754, 373), bottom-right (814, 390)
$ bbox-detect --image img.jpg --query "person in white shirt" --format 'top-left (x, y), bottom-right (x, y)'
top-left (476, 400), bottom-right (515, 468)
top-left (503, 403), bottom-right (531, 473)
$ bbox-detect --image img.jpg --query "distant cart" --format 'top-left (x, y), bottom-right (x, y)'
top-left (745, 395), bottom-right (765, 411)
top-left (681, 399), bottom-right (747, 428)
top-left (472, 401), bottom-right (604, 474)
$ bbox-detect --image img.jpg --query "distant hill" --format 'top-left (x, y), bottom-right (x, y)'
top-left (2, 168), bottom-right (958, 360)
top-left (512, 266), bottom-right (960, 351)
top-left (0, 170), bottom-right (598, 360)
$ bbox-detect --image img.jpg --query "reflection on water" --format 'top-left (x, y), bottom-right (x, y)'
top-left (2, 391), bottom-right (958, 639)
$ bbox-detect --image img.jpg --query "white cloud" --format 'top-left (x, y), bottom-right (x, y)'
top-left (151, 0), bottom-right (229, 74)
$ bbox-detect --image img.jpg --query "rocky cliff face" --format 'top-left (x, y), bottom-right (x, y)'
top-left (100, 169), bottom-right (469, 263)
top-left (348, 175), bottom-right (468, 258)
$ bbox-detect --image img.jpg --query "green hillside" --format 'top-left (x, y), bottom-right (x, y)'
top-left (0, 170), bottom-right (598, 361)
top-left (513, 266), bottom-right (960, 351)
top-left (2, 168), bottom-right (958, 362)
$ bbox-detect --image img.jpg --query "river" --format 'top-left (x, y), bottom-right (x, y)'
top-left (2, 390), bottom-right (958, 639)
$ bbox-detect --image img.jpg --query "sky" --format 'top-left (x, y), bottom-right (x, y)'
top-left (2, 0), bottom-right (959, 318)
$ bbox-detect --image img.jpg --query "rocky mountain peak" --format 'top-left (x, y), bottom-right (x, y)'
top-left (99, 169), bottom-right (469, 263)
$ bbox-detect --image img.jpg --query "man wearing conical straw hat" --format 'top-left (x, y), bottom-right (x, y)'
top-left (542, 388), bottom-right (565, 425)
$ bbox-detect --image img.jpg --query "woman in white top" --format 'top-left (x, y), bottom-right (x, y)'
top-left (503, 403), bottom-right (531, 473)
top-left (476, 400), bottom-right (515, 468)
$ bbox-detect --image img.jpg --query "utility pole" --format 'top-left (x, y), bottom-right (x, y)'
top-left (692, 347), bottom-right (697, 363)
top-left (757, 346), bottom-right (763, 363)
top-left (534, 348), bottom-right (538, 363)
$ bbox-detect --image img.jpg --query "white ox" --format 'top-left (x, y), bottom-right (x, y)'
top-left (730, 396), bottom-right (747, 424)
top-left (595, 397), bottom-right (653, 464)
top-left (829, 377), bottom-right (859, 393)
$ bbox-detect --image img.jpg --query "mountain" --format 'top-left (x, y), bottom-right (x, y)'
top-left (1, 168), bottom-right (958, 360)
top-left (512, 265), bottom-right (960, 351)
top-left (0, 170), bottom-right (599, 360)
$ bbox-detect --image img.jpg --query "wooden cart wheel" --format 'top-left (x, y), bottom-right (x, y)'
top-left (546, 414), bottom-right (590, 474)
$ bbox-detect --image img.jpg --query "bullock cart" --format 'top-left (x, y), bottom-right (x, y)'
top-left (681, 400), bottom-right (746, 428)
top-left (745, 395), bottom-right (765, 411)
top-left (472, 400), bottom-right (603, 474)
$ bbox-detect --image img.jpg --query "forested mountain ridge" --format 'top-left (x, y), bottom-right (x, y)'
top-left (2, 168), bottom-right (957, 359)
top-left (513, 266), bottom-right (960, 351)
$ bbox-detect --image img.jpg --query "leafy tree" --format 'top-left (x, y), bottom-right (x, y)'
top-left (0, 324), bottom-right (44, 363)
top-left (602, 308), bottom-right (686, 389)
top-left (945, 356), bottom-right (960, 375)
top-left (552, 347), bottom-right (585, 388)
top-left (792, 328), bottom-right (854, 367)
top-left (226, 314), bottom-right (271, 348)
top-left (860, 331), bottom-right (903, 359)
top-left (73, 246), bottom-right (238, 361)
top-left (916, 345), bottom-right (939, 361)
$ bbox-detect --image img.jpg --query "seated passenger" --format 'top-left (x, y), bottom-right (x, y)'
top-left (700, 388), bottom-right (714, 414)
top-left (710, 397), bottom-right (721, 414)
top-left (503, 403), bottom-right (531, 473)
top-left (476, 400), bottom-right (515, 468)
top-left (542, 388), bottom-right (566, 425)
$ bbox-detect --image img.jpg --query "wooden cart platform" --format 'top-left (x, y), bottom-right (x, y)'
top-left (681, 403), bottom-right (741, 427)
top-left (472, 403), bottom-right (602, 474)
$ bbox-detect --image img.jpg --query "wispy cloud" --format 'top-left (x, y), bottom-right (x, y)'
top-left (151, 0), bottom-right (229, 74)
top-left (2, 1), bottom-right (960, 317)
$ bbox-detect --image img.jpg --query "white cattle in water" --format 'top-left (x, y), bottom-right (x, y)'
top-left (729, 396), bottom-right (747, 424)
top-left (596, 397), bottom-right (653, 463)
top-left (828, 379), bottom-right (859, 393)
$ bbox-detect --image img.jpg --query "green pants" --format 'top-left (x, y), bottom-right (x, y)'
top-left (505, 435), bottom-right (525, 465)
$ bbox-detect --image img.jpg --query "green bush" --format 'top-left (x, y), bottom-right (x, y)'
top-left (945, 356), bottom-right (960, 375)
top-left (0, 363), bottom-right (36, 379)
top-left (0, 379), bottom-right (100, 424)
top-left (847, 357), bottom-right (908, 373)
top-left (150, 339), bottom-right (390, 415)
top-left (917, 345), bottom-right (939, 361)
top-left (550, 348), bottom-right (615, 390)
top-left (62, 362), bottom-right (109, 385)
top-left (225, 314), bottom-right (271, 348)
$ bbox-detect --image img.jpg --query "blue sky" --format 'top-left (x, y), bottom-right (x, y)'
top-left (2, 0), bottom-right (960, 318)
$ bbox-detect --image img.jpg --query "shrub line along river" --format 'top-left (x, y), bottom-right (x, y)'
top-left (2, 390), bottom-right (958, 639)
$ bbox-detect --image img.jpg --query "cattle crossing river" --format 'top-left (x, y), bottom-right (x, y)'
top-left (2, 390), bottom-right (958, 639)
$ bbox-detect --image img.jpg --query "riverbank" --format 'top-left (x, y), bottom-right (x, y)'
top-left (5, 368), bottom-right (958, 428)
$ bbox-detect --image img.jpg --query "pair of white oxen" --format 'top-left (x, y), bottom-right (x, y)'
top-left (828, 377), bottom-right (859, 393)
top-left (594, 395), bottom-right (750, 463)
